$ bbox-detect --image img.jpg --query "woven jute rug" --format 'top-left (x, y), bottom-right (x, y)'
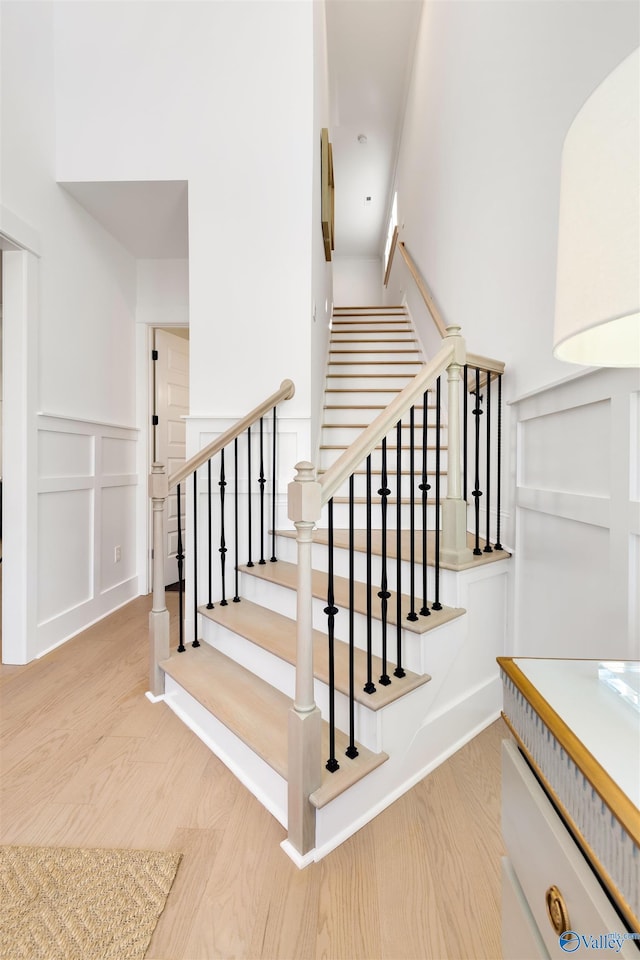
top-left (0, 845), bottom-right (182, 960)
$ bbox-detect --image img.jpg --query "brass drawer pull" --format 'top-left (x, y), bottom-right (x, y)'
top-left (546, 885), bottom-right (570, 935)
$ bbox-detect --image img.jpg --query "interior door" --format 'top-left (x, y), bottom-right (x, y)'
top-left (154, 328), bottom-right (189, 587)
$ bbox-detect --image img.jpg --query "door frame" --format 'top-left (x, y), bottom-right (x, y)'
top-left (0, 208), bottom-right (41, 663)
top-left (135, 320), bottom-right (189, 596)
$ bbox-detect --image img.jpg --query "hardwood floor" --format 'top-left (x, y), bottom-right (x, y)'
top-left (0, 593), bottom-right (506, 959)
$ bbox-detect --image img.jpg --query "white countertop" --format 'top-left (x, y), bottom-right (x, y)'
top-left (514, 658), bottom-right (640, 809)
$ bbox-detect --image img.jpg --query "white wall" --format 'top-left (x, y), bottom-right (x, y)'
top-left (512, 368), bottom-right (639, 660)
top-left (386, 0), bottom-right (639, 399)
top-left (1, 3), bottom-right (139, 661)
top-left (333, 256), bottom-right (383, 306)
top-left (384, 1), bottom-right (640, 658)
top-left (53, 0), bottom-right (315, 428)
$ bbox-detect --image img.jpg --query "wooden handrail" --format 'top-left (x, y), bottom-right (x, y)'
top-left (168, 379), bottom-right (295, 490)
top-left (383, 225), bottom-right (399, 288)
top-left (397, 242), bottom-right (447, 339)
top-left (319, 339), bottom-right (457, 505)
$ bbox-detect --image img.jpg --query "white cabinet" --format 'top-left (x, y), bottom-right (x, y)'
top-left (502, 740), bottom-right (639, 959)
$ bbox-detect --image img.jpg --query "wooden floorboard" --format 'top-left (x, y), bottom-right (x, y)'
top-left (1, 591), bottom-right (506, 959)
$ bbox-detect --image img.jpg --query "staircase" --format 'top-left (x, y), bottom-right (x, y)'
top-left (148, 311), bottom-right (510, 866)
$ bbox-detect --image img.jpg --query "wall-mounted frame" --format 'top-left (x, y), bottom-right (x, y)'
top-left (321, 128), bottom-right (335, 262)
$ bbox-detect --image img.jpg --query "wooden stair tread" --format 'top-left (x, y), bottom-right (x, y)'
top-left (160, 644), bottom-right (387, 805)
top-left (275, 529), bottom-right (511, 572)
top-left (199, 598), bottom-right (430, 709)
top-left (238, 561), bottom-right (465, 635)
top-left (161, 643), bottom-right (290, 778)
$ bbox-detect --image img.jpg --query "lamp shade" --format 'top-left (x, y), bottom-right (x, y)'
top-left (553, 47), bottom-right (640, 367)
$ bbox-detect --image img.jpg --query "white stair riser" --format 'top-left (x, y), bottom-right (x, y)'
top-left (272, 535), bottom-right (462, 607)
top-left (198, 619), bottom-right (383, 752)
top-left (331, 332), bottom-right (416, 343)
top-left (325, 376), bottom-right (415, 391)
top-left (321, 425), bottom-right (444, 447)
top-left (324, 501), bottom-right (443, 529)
top-left (322, 407), bottom-right (437, 425)
top-left (319, 447), bottom-right (449, 472)
top-left (327, 362), bottom-right (423, 377)
top-left (329, 351), bottom-right (422, 364)
top-left (324, 390), bottom-right (410, 406)
top-left (318, 472), bottom-right (447, 500)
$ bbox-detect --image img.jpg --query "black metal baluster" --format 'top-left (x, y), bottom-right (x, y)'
top-left (484, 373), bottom-right (493, 554)
top-left (433, 377), bottom-right (443, 611)
top-left (419, 391), bottom-right (431, 617)
top-left (495, 374), bottom-right (504, 551)
top-left (271, 405), bottom-right (277, 563)
top-left (176, 482), bottom-right (185, 653)
top-left (206, 459), bottom-right (214, 609)
top-left (346, 474), bottom-right (358, 758)
top-left (258, 417), bottom-right (266, 564)
top-left (472, 368), bottom-right (483, 556)
top-left (378, 438), bottom-right (391, 686)
top-left (192, 470), bottom-right (200, 646)
top-left (364, 454), bottom-right (376, 694)
top-left (247, 427), bottom-right (254, 567)
top-left (325, 498), bottom-right (339, 772)
top-left (234, 437), bottom-right (240, 602)
top-left (394, 419), bottom-right (405, 678)
top-left (463, 363), bottom-right (468, 503)
top-left (219, 448), bottom-right (228, 604)
top-left (407, 405), bottom-right (418, 621)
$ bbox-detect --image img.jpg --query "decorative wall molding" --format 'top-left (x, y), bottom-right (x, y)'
top-left (35, 414), bottom-right (139, 657)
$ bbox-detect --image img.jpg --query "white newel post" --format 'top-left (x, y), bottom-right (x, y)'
top-left (286, 461), bottom-right (323, 859)
top-left (149, 463), bottom-right (170, 696)
top-left (440, 326), bottom-right (474, 566)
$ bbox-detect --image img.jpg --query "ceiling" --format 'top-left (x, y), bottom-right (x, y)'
top-left (326, 0), bottom-right (422, 259)
top-left (59, 1), bottom-right (420, 263)
top-left (60, 180), bottom-right (189, 259)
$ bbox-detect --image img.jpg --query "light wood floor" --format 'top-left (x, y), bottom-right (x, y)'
top-left (0, 593), bottom-right (506, 960)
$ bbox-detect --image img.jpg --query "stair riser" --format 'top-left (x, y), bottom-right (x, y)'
top-left (198, 620), bottom-right (383, 752)
top-left (329, 352), bottom-right (422, 364)
top-left (331, 332), bottom-right (416, 343)
top-left (322, 407), bottom-right (437, 425)
top-left (318, 447), bottom-right (449, 472)
top-left (321, 425), bottom-right (444, 447)
top-left (322, 501), bottom-right (443, 529)
top-left (324, 390), bottom-right (410, 406)
top-left (327, 363), bottom-right (423, 377)
top-left (273, 535), bottom-right (462, 606)
top-left (325, 376), bottom-right (415, 391)
top-left (318, 472), bottom-right (447, 499)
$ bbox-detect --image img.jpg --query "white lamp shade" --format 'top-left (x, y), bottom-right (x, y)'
top-left (554, 47), bottom-right (640, 367)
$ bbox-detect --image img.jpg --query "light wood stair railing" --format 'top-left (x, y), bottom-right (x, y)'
top-left (148, 379), bottom-right (295, 697)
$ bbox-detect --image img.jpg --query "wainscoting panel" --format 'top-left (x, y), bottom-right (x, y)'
top-left (513, 369), bottom-right (639, 661)
top-left (35, 415), bottom-right (139, 657)
top-left (519, 398), bottom-right (610, 496)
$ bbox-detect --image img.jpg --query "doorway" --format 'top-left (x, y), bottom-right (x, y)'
top-left (152, 327), bottom-right (189, 587)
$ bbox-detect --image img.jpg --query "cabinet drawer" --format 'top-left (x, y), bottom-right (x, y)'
top-left (502, 856), bottom-right (550, 959)
top-left (502, 740), bottom-right (638, 959)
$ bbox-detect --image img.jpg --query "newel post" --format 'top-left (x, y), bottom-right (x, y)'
top-left (441, 326), bottom-right (474, 566)
top-left (286, 461), bottom-right (323, 859)
top-left (148, 463), bottom-right (170, 696)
